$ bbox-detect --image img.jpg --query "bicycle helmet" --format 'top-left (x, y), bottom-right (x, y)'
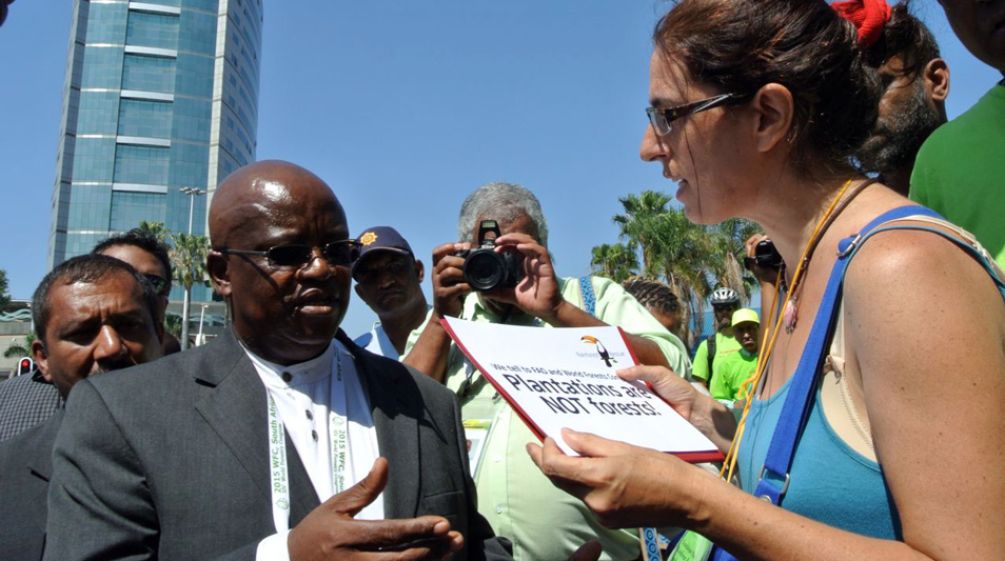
top-left (710, 287), bottom-right (740, 305)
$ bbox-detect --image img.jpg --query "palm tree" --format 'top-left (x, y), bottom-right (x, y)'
top-left (707, 218), bottom-right (762, 302)
top-left (137, 220), bottom-right (170, 243)
top-left (170, 232), bottom-right (210, 350)
top-left (607, 191), bottom-right (767, 347)
top-left (647, 209), bottom-right (719, 347)
top-left (590, 241), bottom-right (639, 283)
top-left (613, 191), bottom-right (673, 275)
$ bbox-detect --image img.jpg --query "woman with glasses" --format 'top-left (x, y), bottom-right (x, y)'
top-left (529, 1), bottom-right (1005, 559)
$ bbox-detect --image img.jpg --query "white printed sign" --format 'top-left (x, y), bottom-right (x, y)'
top-left (442, 318), bottom-right (723, 462)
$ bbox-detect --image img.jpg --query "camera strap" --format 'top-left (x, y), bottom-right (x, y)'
top-left (579, 276), bottom-right (596, 317)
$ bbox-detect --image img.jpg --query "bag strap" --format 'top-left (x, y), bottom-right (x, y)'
top-left (580, 276), bottom-right (597, 317)
top-left (706, 334), bottom-right (717, 377)
top-left (752, 205), bottom-right (941, 504)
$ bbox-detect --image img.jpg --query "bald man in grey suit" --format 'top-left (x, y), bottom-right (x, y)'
top-left (44, 162), bottom-right (513, 561)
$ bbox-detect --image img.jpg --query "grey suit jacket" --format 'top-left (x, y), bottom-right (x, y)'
top-left (44, 330), bottom-right (511, 561)
top-left (0, 410), bottom-right (62, 561)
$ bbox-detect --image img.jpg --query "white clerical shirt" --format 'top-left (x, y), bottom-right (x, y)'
top-left (245, 340), bottom-right (383, 560)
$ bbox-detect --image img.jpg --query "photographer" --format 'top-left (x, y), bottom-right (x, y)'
top-left (403, 182), bottom-right (689, 561)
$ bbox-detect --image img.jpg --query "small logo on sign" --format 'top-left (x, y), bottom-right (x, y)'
top-left (581, 335), bottom-right (617, 367)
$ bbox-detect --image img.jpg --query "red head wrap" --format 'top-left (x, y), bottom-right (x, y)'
top-left (832, 0), bottom-right (892, 48)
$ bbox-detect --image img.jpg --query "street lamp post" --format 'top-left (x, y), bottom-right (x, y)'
top-left (179, 187), bottom-right (207, 350)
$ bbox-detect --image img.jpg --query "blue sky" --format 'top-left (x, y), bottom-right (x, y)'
top-left (1, 1), bottom-right (999, 337)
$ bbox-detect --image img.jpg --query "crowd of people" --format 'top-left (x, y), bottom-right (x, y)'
top-left (0, 1), bottom-right (1003, 560)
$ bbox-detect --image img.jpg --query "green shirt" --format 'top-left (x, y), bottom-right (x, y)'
top-left (405, 276), bottom-right (690, 561)
top-left (910, 84), bottom-right (1005, 268)
top-left (690, 331), bottom-right (741, 382)
top-left (708, 348), bottom-right (757, 401)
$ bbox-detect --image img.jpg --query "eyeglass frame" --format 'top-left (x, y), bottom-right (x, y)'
top-left (142, 273), bottom-right (171, 296)
top-left (645, 92), bottom-right (751, 136)
top-left (215, 239), bottom-right (361, 270)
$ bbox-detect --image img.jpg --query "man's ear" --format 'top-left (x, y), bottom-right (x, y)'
top-left (749, 83), bottom-right (795, 154)
top-left (923, 58), bottom-right (950, 105)
top-left (31, 338), bottom-right (51, 384)
top-left (354, 284), bottom-right (364, 300)
top-left (207, 250), bottom-right (231, 297)
top-left (415, 259), bottom-right (425, 283)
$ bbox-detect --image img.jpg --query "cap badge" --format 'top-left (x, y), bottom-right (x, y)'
top-left (360, 231), bottom-right (378, 246)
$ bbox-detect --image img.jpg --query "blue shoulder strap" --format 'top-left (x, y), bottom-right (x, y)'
top-left (752, 205), bottom-right (942, 504)
top-left (580, 276), bottom-right (597, 317)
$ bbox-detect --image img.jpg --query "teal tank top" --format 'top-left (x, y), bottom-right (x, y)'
top-left (738, 379), bottom-right (901, 539)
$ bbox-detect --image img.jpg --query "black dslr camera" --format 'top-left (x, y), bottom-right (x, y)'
top-left (457, 220), bottom-right (524, 292)
top-left (744, 239), bottom-right (784, 272)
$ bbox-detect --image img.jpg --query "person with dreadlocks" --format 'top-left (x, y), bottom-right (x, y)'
top-left (621, 277), bottom-right (684, 339)
top-left (528, 1), bottom-right (1005, 560)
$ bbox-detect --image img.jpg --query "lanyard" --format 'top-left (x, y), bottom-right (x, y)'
top-left (266, 351), bottom-right (346, 533)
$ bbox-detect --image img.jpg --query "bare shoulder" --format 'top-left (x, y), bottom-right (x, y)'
top-left (841, 221), bottom-right (1005, 376)
top-left (843, 222), bottom-right (1003, 311)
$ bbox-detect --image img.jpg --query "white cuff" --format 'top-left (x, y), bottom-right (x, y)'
top-left (256, 531), bottom-right (292, 561)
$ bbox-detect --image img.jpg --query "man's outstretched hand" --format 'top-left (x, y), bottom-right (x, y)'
top-left (289, 458), bottom-right (463, 561)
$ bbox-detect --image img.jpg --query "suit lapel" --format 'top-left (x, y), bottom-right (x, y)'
top-left (193, 333), bottom-right (275, 497)
top-left (195, 332), bottom-right (322, 524)
top-left (339, 332), bottom-right (421, 518)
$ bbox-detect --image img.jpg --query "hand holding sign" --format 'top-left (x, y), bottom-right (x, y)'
top-left (441, 318), bottom-right (722, 462)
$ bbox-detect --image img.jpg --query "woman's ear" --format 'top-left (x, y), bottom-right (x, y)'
top-left (749, 83), bottom-right (795, 154)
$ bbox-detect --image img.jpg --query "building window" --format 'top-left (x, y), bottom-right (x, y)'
top-left (118, 99), bottom-right (173, 138)
top-left (114, 144), bottom-right (170, 184)
top-left (122, 54), bottom-right (176, 93)
top-left (126, 11), bottom-right (180, 51)
top-left (110, 191), bottom-right (166, 231)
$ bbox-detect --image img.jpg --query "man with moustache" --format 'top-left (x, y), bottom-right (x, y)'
top-left (0, 254), bottom-right (164, 561)
top-left (854, 0), bottom-right (949, 195)
top-left (43, 161), bottom-right (512, 561)
top-left (0, 229), bottom-right (179, 442)
top-left (352, 226), bottom-right (431, 358)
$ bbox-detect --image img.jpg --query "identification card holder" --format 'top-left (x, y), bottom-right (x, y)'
top-left (668, 531), bottom-right (713, 561)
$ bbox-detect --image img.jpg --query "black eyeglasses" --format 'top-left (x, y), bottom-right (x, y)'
top-left (217, 240), bottom-right (360, 270)
top-left (143, 274), bottom-right (170, 295)
top-left (645, 92), bottom-right (749, 136)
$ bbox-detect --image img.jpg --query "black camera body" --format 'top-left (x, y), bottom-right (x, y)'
top-left (458, 220), bottom-right (524, 292)
top-left (754, 239), bottom-right (784, 269)
top-left (744, 239), bottom-right (785, 273)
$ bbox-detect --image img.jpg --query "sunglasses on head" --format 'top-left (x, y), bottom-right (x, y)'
top-left (217, 240), bottom-right (360, 269)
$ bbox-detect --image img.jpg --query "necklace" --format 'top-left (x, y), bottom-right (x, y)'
top-left (781, 178), bottom-right (876, 333)
top-left (721, 178), bottom-right (861, 481)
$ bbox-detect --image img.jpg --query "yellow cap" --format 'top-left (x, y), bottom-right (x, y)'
top-left (731, 308), bottom-right (760, 327)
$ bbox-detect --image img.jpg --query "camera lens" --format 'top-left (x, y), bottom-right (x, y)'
top-left (464, 250), bottom-right (506, 291)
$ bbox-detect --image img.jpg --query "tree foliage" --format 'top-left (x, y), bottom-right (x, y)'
top-left (590, 190), bottom-right (762, 347)
top-left (138, 220), bottom-right (171, 243)
top-left (0, 269), bottom-right (9, 310)
top-left (169, 232), bottom-right (210, 291)
top-left (4, 333), bottom-right (35, 358)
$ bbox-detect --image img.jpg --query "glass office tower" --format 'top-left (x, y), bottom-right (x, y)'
top-left (48, 0), bottom-right (262, 303)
